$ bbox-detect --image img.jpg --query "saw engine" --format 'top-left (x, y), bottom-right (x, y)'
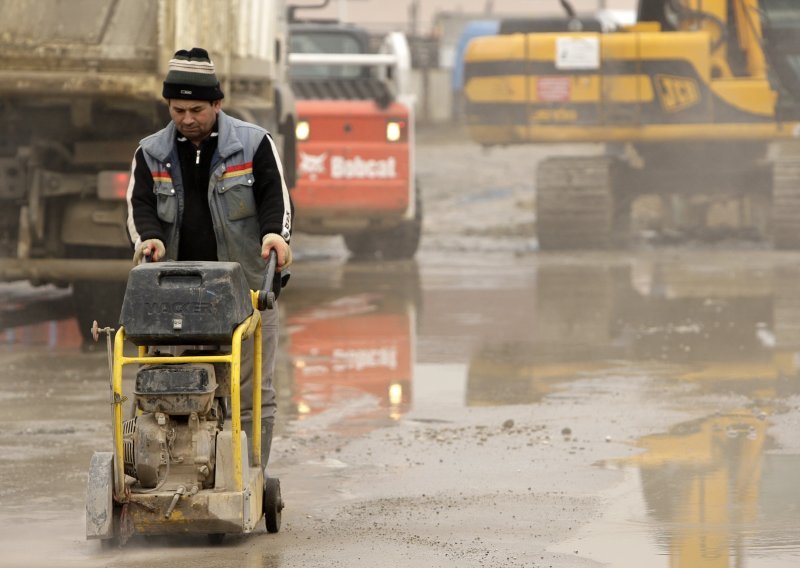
top-left (122, 363), bottom-right (224, 490)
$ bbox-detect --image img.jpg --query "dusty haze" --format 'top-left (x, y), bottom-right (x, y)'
top-left (289, 0), bottom-right (637, 32)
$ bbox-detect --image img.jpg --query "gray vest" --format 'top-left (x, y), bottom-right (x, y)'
top-left (139, 111), bottom-right (269, 290)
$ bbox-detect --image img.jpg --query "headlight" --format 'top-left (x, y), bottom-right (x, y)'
top-left (296, 120), bottom-right (310, 141)
top-left (389, 383), bottom-right (403, 406)
top-left (386, 120), bottom-right (404, 142)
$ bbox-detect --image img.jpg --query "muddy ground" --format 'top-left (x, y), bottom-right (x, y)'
top-left (1, 131), bottom-right (799, 567)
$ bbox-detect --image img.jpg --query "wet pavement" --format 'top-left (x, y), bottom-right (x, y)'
top-left (1, 138), bottom-right (800, 567)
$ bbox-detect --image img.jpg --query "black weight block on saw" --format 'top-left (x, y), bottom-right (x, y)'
top-left (119, 261), bottom-right (253, 345)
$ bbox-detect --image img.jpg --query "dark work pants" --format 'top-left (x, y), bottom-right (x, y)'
top-left (239, 302), bottom-right (279, 467)
top-left (239, 301), bottom-right (279, 422)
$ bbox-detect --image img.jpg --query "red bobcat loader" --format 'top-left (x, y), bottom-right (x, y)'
top-left (289, 19), bottom-right (420, 259)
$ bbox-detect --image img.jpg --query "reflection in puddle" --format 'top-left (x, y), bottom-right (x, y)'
top-left (288, 293), bottom-right (413, 422)
top-left (630, 411), bottom-right (769, 566)
top-left (2, 319), bottom-right (82, 350)
top-left (281, 259), bottom-right (800, 417)
top-left (1, 284), bottom-right (82, 349)
top-left (446, 260), bottom-right (800, 565)
top-left (465, 262), bottom-right (800, 406)
top-left (281, 264), bottom-right (421, 429)
top-left (574, 410), bottom-right (800, 568)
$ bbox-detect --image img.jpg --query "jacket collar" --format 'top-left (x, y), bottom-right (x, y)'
top-left (141, 110), bottom-right (243, 162)
top-left (215, 110), bottom-right (244, 160)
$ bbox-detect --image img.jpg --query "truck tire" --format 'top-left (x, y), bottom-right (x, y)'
top-left (536, 156), bottom-right (623, 250)
top-left (771, 157), bottom-right (800, 249)
top-left (344, 183), bottom-right (422, 260)
top-left (68, 247), bottom-right (130, 346)
top-left (73, 280), bottom-right (127, 346)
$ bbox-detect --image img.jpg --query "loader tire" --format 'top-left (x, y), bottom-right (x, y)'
top-left (67, 246), bottom-right (130, 347)
top-left (344, 182), bottom-right (422, 260)
top-left (73, 280), bottom-right (127, 348)
top-left (536, 156), bottom-right (622, 250)
top-left (771, 157), bottom-right (800, 249)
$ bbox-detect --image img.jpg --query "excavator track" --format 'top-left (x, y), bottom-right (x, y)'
top-left (771, 156), bottom-right (800, 249)
top-left (536, 156), bottom-right (617, 250)
top-left (773, 266), bottom-right (800, 351)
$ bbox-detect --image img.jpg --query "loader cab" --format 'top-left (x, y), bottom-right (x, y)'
top-left (289, 23), bottom-right (371, 80)
top-left (287, 23), bottom-right (395, 106)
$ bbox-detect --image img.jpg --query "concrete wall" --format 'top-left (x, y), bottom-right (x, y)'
top-left (412, 68), bottom-right (453, 125)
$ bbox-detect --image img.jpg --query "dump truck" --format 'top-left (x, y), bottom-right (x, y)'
top-left (462, 0), bottom-right (800, 249)
top-left (0, 0), bottom-right (297, 335)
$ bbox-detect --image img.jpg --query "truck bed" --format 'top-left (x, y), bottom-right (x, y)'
top-left (0, 0), bottom-right (279, 98)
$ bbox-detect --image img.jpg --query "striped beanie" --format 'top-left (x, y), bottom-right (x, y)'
top-left (162, 47), bottom-right (224, 101)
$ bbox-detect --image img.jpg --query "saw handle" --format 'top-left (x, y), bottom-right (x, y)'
top-left (257, 249), bottom-right (278, 311)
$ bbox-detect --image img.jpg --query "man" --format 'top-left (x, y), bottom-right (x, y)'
top-left (126, 47), bottom-right (293, 471)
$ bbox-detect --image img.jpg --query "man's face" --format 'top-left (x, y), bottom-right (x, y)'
top-left (168, 99), bottom-right (221, 144)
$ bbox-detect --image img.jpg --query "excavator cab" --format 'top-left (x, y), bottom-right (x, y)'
top-left (636, 0), bottom-right (800, 116)
top-left (761, 0), bottom-right (800, 118)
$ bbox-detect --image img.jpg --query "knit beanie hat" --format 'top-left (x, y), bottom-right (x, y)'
top-left (162, 47), bottom-right (224, 101)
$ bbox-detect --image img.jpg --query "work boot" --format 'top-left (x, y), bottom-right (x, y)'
top-left (259, 419), bottom-right (274, 473)
top-left (242, 418), bottom-right (274, 474)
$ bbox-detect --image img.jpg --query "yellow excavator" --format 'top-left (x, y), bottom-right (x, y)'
top-left (463, 0), bottom-right (800, 248)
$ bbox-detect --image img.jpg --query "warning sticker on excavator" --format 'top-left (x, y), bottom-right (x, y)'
top-left (555, 37), bottom-right (599, 70)
top-left (537, 77), bottom-right (571, 102)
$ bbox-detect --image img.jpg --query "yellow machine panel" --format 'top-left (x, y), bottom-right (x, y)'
top-left (462, 0), bottom-right (800, 249)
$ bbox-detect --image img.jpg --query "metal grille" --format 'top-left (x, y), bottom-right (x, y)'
top-left (122, 417), bottom-right (137, 477)
top-left (291, 77), bottom-right (393, 102)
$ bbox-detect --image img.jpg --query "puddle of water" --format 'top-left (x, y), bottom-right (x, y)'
top-left (412, 363), bottom-right (468, 411)
top-left (555, 409), bottom-right (800, 567)
top-left (2, 318), bottom-right (83, 349)
top-left (279, 258), bottom-right (800, 566)
top-left (1, 283), bottom-right (85, 349)
top-left (5, 253), bottom-right (800, 565)
top-left (276, 257), bottom-right (800, 420)
top-left (286, 292), bottom-right (414, 424)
